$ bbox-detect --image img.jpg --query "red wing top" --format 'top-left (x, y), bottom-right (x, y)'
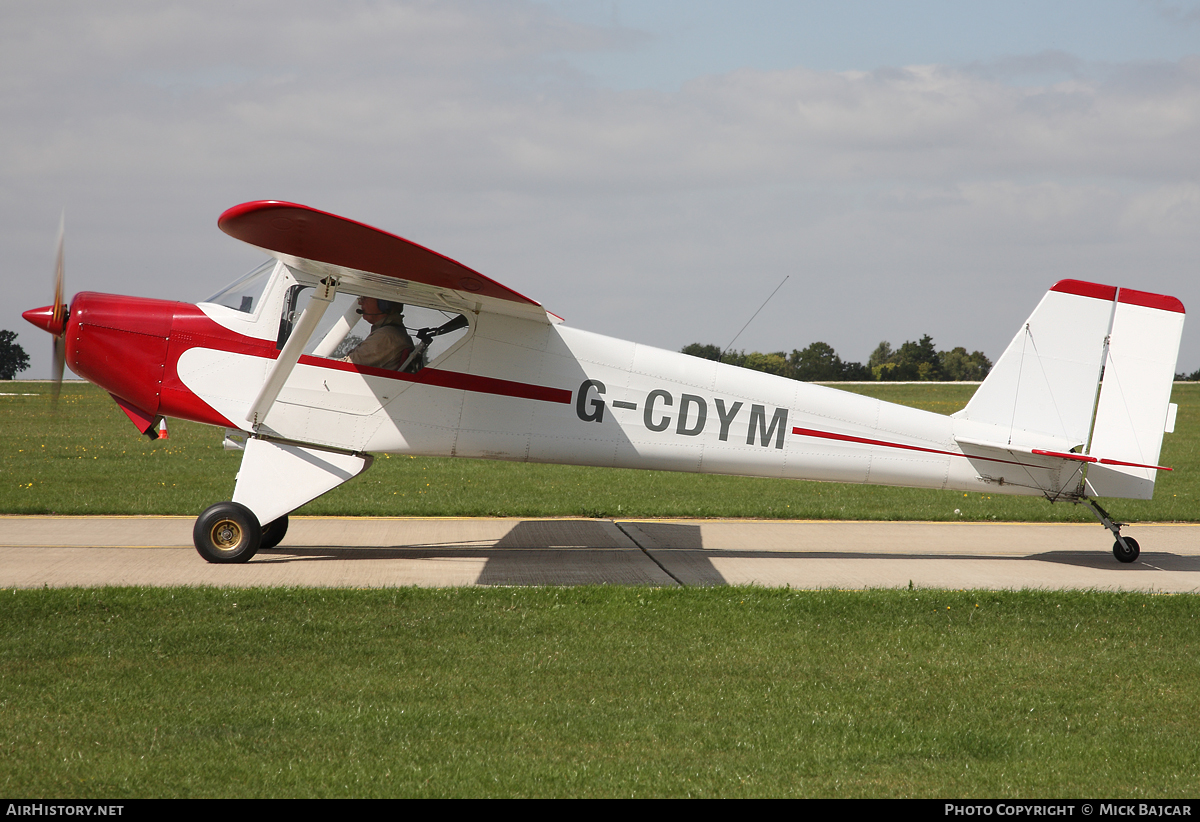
top-left (219, 201), bottom-right (552, 320)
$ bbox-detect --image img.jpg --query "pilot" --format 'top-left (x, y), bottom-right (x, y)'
top-left (341, 297), bottom-right (415, 371)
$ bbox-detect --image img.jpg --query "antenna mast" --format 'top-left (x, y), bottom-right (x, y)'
top-left (721, 275), bottom-right (789, 357)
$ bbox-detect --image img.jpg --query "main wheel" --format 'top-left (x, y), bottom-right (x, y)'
top-left (260, 514), bottom-right (289, 550)
top-left (194, 502), bottom-right (261, 564)
top-left (1113, 537), bottom-right (1140, 564)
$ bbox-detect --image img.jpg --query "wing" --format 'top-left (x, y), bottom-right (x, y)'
top-left (218, 200), bottom-right (556, 323)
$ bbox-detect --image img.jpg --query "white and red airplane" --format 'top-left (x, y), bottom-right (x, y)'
top-left (22, 201), bottom-right (1185, 564)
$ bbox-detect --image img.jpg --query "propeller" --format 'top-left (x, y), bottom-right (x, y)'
top-left (21, 212), bottom-right (69, 404)
top-left (50, 213), bottom-right (66, 402)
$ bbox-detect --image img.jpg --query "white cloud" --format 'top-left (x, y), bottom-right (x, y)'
top-left (1121, 183), bottom-right (1200, 236)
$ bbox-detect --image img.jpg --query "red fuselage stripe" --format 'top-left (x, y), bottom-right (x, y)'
top-left (296, 354), bottom-right (572, 404)
top-left (792, 427), bottom-right (1051, 470)
top-left (791, 426), bottom-right (963, 458)
top-left (791, 427), bottom-right (1172, 472)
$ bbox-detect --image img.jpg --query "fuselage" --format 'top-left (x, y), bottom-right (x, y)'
top-left (58, 265), bottom-right (1078, 502)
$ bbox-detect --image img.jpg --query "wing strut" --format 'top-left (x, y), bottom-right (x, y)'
top-left (246, 277), bottom-right (338, 428)
top-left (311, 298), bottom-right (362, 358)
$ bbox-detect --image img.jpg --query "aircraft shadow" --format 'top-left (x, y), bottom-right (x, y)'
top-left (256, 519), bottom-right (673, 585)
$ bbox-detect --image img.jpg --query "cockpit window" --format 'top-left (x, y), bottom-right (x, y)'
top-left (204, 259), bottom-right (277, 314)
top-left (284, 287), bottom-right (472, 371)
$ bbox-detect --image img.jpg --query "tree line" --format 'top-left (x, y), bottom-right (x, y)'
top-left (681, 335), bottom-right (993, 382)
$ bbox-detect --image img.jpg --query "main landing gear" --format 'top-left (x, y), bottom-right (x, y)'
top-left (192, 504), bottom-right (291, 563)
top-left (260, 514), bottom-right (290, 550)
top-left (1081, 498), bottom-right (1140, 564)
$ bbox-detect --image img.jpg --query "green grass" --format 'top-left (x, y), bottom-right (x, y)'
top-left (3, 586), bottom-right (1198, 798)
top-left (3, 381), bottom-right (1199, 521)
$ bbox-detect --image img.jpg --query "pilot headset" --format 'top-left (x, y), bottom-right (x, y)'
top-left (357, 298), bottom-right (403, 315)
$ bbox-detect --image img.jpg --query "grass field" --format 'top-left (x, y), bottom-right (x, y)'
top-left (4, 586), bottom-right (1199, 798)
top-left (2, 381), bottom-right (1199, 521)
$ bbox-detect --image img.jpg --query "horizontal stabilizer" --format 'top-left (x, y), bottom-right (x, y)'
top-left (954, 434), bottom-right (1169, 500)
top-left (953, 435), bottom-right (1091, 497)
top-left (954, 435), bottom-right (1095, 464)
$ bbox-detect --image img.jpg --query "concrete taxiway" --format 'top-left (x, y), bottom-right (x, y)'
top-left (2, 516), bottom-right (1198, 591)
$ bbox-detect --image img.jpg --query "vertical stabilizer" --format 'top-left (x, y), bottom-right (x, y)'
top-left (954, 280), bottom-right (1115, 448)
top-left (1084, 289), bottom-right (1185, 499)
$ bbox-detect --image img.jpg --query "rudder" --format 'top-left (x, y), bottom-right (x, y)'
top-left (1085, 288), bottom-right (1185, 499)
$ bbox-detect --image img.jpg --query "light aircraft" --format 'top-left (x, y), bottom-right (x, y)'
top-left (22, 201), bottom-right (1185, 564)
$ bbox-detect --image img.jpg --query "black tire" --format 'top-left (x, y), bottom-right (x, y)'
top-left (260, 514), bottom-right (289, 550)
top-left (194, 502), bottom-right (261, 564)
top-left (1113, 537), bottom-right (1140, 564)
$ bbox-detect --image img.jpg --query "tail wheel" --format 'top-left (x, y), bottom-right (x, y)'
top-left (194, 502), bottom-right (261, 564)
top-left (260, 514), bottom-right (289, 550)
top-left (1113, 537), bottom-right (1140, 564)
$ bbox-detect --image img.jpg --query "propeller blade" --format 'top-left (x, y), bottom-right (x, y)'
top-left (51, 335), bottom-right (65, 403)
top-left (51, 212), bottom-right (66, 404)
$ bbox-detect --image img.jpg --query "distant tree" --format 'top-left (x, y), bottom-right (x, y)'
top-left (720, 349), bottom-right (748, 368)
top-left (841, 360), bottom-right (872, 381)
top-left (742, 351), bottom-right (790, 377)
top-left (874, 334), bottom-right (943, 381)
top-left (790, 342), bottom-right (843, 381)
top-left (789, 342), bottom-right (868, 381)
top-left (680, 343), bottom-right (723, 362)
top-left (0, 330), bottom-right (30, 380)
top-left (867, 341), bottom-right (893, 371)
top-left (679, 343), bottom-right (752, 368)
top-left (939, 347), bottom-right (992, 381)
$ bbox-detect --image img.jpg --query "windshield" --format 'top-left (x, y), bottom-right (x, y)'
top-left (204, 259), bottom-right (277, 314)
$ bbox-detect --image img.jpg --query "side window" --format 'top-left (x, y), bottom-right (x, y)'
top-left (400, 307), bottom-right (471, 372)
top-left (279, 288), bottom-right (471, 372)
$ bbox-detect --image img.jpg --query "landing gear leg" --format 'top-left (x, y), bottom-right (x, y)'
top-left (1081, 498), bottom-right (1140, 564)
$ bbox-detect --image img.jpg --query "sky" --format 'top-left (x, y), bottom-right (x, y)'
top-left (4, 1), bottom-right (1200, 381)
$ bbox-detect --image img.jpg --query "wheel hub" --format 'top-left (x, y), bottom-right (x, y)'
top-left (211, 519), bottom-right (242, 549)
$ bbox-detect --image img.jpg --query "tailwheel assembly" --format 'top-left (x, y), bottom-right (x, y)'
top-left (1113, 536), bottom-right (1140, 564)
top-left (1082, 498), bottom-right (1140, 565)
